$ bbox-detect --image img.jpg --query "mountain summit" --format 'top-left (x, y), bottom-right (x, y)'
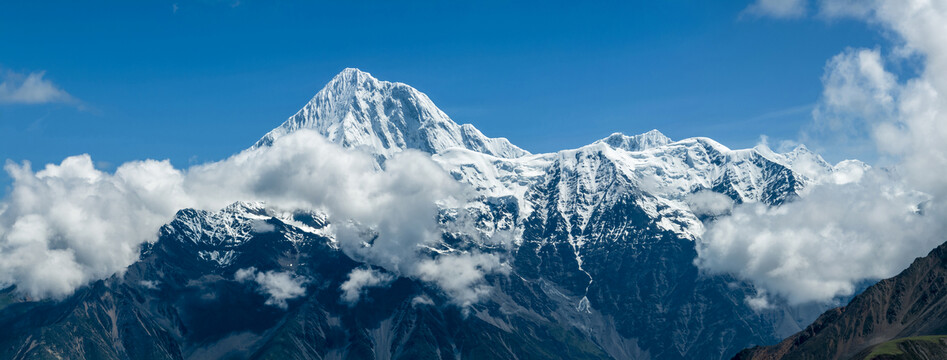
top-left (594, 129), bottom-right (672, 152)
top-left (0, 69), bottom-right (864, 360)
top-left (255, 68), bottom-right (529, 159)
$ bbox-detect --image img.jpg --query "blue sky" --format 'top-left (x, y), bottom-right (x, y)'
top-left (1, 1), bottom-right (885, 191)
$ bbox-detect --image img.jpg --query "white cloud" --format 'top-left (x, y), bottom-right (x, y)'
top-left (745, 289), bottom-right (774, 311)
top-left (685, 190), bottom-right (733, 217)
top-left (339, 267), bottom-right (394, 305)
top-left (698, 0), bottom-right (947, 305)
top-left (697, 171), bottom-right (942, 304)
top-left (416, 252), bottom-right (509, 308)
top-left (0, 156), bottom-right (187, 298)
top-left (743, 0), bottom-right (808, 18)
top-left (812, 48), bottom-right (897, 136)
top-left (0, 70), bottom-right (75, 105)
top-left (235, 267), bottom-right (307, 309)
top-left (0, 129), bottom-right (506, 306)
top-left (139, 280), bottom-right (160, 290)
top-left (250, 219), bottom-right (275, 233)
top-left (411, 295), bottom-right (435, 307)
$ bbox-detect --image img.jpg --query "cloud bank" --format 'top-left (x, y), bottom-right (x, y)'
top-left (697, 172), bottom-right (942, 304)
top-left (0, 130), bottom-right (506, 305)
top-left (0, 70), bottom-right (75, 105)
top-left (0, 156), bottom-right (187, 298)
top-left (698, 0), bottom-right (947, 305)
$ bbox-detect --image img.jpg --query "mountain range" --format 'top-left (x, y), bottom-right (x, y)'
top-left (0, 68), bottom-right (897, 360)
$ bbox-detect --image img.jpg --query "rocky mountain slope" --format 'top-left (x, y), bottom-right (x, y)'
top-left (0, 69), bottom-right (857, 359)
top-left (733, 239), bottom-right (947, 360)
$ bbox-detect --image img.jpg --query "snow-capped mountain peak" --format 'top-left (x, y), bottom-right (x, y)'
top-left (595, 129), bottom-right (672, 152)
top-left (5, 69), bottom-right (862, 360)
top-left (332, 67), bottom-right (377, 86)
top-left (254, 68), bottom-right (529, 159)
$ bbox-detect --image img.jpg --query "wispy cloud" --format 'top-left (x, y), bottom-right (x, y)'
top-left (0, 69), bottom-right (76, 105)
top-left (746, 103), bottom-right (814, 122)
top-left (742, 0), bottom-right (808, 19)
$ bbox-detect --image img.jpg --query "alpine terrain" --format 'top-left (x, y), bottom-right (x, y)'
top-left (0, 69), bottom-right (862, 359)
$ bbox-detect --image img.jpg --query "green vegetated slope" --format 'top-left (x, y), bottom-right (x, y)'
top-left (857, 335), bottom-right (947, 360)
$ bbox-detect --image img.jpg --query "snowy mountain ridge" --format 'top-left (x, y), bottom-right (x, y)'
top-left (181, 69), bottom-right (861, 350)
top-left (255, 68), bottom-right (529, 159)
top-left (594, 130), bottom-right (672, 152)
top-left (162, 201), bottom-right (333, 266)
top-left (0, 68), bottom-right (859, 360)
top-left (251, 68), bottom-right (862, 245)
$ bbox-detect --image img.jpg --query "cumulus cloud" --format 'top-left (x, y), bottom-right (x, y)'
top-left (235, 267), bottom-right (307, 309)
top-left (743, 0), bottom-right (808, 18)
top-left (807, 48), bottom-right (898, 158)
top-left (416, 252), bottom-right (509, 308)
top-left (250, 219), bottom-right (275, 233)
top-left (185, 130), bottom-right (506, 306)
top-left (815, 48), bottom-right (896, 130)
top-left (685, 190), bottom-right (734, 217)
top-left (339, 267), bottom-right (395, 305)
top-left (0, 156), bottom-right (188, 298)
top-left (697, 171), bottom-right (942, 304)
top-left (698, 0), bottom-right (947, 305)
top-left (0, 129), bottom-right (506, 306)
top-left (0, 70), bottom-right (75, 105)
